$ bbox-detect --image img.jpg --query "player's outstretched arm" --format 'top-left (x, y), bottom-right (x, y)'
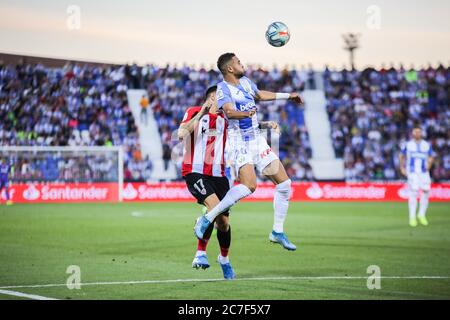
top-left (255, 90), bottom-right (304, 105)
top-left (223, 103), bottom-right (255, 119)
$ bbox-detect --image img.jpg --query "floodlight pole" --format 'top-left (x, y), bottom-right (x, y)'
top-left (342, 33), bottom-right (360, 70)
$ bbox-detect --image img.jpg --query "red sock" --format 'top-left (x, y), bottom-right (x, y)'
top-left (197, 239), bottom-right (209, 251)
top-left (220, 247), bottom-right (229, 257)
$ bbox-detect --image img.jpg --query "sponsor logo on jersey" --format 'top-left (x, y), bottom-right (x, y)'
top-left (260, 148), bottom-right (272, 159)
top-left (216, 87), bottom-right (224, 100)
top-left (239, 101), bottom-right (256, 111)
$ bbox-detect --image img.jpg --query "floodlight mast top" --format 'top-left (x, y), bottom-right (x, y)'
top-left (342, 33), bottom-right (361, 71)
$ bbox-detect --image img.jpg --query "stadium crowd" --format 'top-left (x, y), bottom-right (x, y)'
top-left (324, 65), bottom-right (449, 182)
top-left (0, 62), bottom-right (152, 182)
top-left (1, 59), bottom-right (447, 183)
top-left (0, 61), bottom-right (312, 182)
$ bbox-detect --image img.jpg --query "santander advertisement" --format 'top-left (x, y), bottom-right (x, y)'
top-left (2, 183), bottom-right (119, 203)
top-left (2, 182), bottom-right (449, 203)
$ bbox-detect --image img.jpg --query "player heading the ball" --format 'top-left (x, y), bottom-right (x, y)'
top-left (194, 52), bottom-right (303, 251)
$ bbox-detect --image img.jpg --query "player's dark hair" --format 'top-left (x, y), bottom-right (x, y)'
top-left (205, 85), bottom-right (217, 100)
top-left (217, 53), bottom-right (236, 74)
top-left (413, 122), bottom-right (422, 130)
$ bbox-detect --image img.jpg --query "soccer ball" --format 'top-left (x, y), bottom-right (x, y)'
top-left (265, 21), bottom-right (290, 47)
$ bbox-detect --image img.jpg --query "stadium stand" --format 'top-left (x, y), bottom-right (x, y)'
top-left (2, 54), bottom-right (447, 183)
top-left (324, 65), bottom-right (449, 182)
top-left (0, 56), bottom-right (312, 182)
top-left (0, 60), bottom-right (152, 182)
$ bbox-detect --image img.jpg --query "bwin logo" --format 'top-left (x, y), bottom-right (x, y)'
top-left (239, 102), bottom-right (256, 111)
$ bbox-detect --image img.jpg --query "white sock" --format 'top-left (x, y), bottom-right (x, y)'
top-left (272, 179), bottom-right (291, 233)
top-left (418, 191), bottom-right (429, 218)
top-left (218, 255), bottom-right (229, 264)
top-left (196, 250), bottom-right (206, 257)
top-left (409, 190), bottom-right (418, 220)
top-left (204, 184), bottom-right (252, 222)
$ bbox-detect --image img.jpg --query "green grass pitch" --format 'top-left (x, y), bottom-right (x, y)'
top-left (0, 202), bottom-right (449, 299)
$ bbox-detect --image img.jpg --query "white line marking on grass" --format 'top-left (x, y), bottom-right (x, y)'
top-left (0, 289), bottom-right (58, 300)
top-left (131, 211), bottom-right (144, 217)
top-left (0, 276), bottom-right (449, 289)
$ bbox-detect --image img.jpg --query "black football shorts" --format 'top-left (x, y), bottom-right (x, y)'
top-left (184, 173), bottom-right (230, 209)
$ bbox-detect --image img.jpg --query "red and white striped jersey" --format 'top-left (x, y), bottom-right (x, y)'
top-left (181, 106), bottom-right (228, 177)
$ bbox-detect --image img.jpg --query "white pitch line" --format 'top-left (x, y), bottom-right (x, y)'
top-left (0, 276), bottom-right (449, 290)
top-left (0, 289), bottom-right (58, 300)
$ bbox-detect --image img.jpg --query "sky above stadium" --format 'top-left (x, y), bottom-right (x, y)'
top-left (0, 0), bottom-right (449, 69)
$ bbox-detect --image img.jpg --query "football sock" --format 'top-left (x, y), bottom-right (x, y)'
top-left (418, 191), bottom-right (429, 218)
top-left (217, 226), bottom-right (231, 260)
top-left (273, 179), bottom-right (291, 233)
top-left (204, 184), bottom-right (251, 222)
top-left (197, 241), bottom-right (208, 252)
top-left (197, 223), bottom-right (214, 252)
top-left (195, 250), bottom-right (206, 257)
top-left (218, 255), bottom-right (229, 264)
top-left (409, 190), bottom-right (418, 220)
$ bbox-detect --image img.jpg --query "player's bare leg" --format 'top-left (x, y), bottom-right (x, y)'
top-left (263, 159), bottom-right (296, 251)
top-left (237, 163), bottom-right (257, 193)
top-left (197, 164), bottom-right (255, 229)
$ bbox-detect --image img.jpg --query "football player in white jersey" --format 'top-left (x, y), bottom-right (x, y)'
top-left (194, 53), bottom-right (303, 251)
top-left (399, 125), bottom-right (434, 227)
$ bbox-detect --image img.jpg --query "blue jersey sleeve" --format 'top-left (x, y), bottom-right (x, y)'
top-left (216, 82), bottom-right (233, 109)
top-left (241, 76), bottom-right (259, 96)
top-left (428, 145), bottom-right (435, 157)
top-left (249, 77), bottom-right (259, 94)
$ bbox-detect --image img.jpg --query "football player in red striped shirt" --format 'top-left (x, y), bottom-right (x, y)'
top-left (178, 86), bottom-right (255, 279)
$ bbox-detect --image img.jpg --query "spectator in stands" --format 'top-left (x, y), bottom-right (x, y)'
top-left (139, 94), bottom-right (149, 126)
top-left (307, 64), bottom-right (316, 90)
top-left (162, 143), bottom-right (171, 171)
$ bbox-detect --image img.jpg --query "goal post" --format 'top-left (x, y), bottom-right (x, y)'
top-left (0, 146), bottom-right (124, 202)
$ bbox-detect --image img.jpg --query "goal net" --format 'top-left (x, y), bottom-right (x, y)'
top-left (0, 146), bottom-right (124, 202)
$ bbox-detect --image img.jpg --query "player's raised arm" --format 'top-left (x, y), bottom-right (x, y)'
top-left (177, 100), bottom-right (211, 140)
top-left (216, 80), bottom-right (255, 119)
top-left (255, 90), bottom-right (304, 105)
top-left (222, 103), bottom-right (255, 119)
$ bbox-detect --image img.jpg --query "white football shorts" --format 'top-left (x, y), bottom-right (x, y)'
top-left (227, 133), bottom-right (278, 174)
top-left (407, 172), bottom-right (431, 192)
